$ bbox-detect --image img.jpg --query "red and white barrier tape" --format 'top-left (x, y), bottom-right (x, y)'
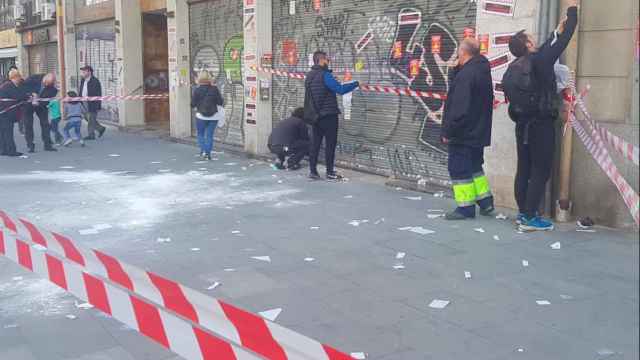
top-left (0, 229), bottom-right (261, 360)
top-left (574, 89), bottom-right (639, 167)
top-left (0, 211), bottom-right (354, 360)
top-left (0, 94), bottom-right (169, 103)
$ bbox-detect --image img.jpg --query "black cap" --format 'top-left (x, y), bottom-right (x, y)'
top-left (80, 65), bottom-right (93, 73)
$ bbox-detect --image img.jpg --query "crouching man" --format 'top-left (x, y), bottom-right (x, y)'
top-left (268, 107), bottom-right (310, 171)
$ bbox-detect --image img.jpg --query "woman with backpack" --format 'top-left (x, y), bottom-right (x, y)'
top-left (191, 70), bottom-right (225, 161)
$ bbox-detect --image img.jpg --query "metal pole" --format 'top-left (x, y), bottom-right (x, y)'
top-left (56, 0), bottom-right (66, 99)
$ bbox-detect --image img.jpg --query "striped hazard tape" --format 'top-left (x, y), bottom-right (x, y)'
top-left (0, 210), bottom-right (355, 360)
top-left (0, 94), bottom-right (169, 102)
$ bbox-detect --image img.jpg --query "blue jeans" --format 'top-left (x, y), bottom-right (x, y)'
top-left (64, 121), bottom-right (82, 141)
top-left (196, 119), bottom-right (218, 154)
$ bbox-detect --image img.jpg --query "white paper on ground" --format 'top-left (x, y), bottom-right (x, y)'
top-left (108, 154), bottom-right (121, 157)
top-left (3, 324), bottom-right (18, 329)
top-left (522, 260), bottom-right (529, 267)
top-left (536, 300), bottom-right (551, 305)
top-left (350, 352), bottom-right (366, 360)
top-left (596, 349), bottom-right (616, 356)
top-left (559, 294), bottom-right (573, 300)
top-left (231, 230), bottom-right (241, 234)
top-left (259, 308), bottom-right (282, 321)
top-left (93, 224), bottom-right (113, 231)
top-left (310, 226), bottom-right (320, 230)
top-left (150, 161), bottom-right (162, 164)
top-left (396, 252), bottom-right (406, 259)
top-left (207, 282), bottom-right (221, 290)
top-left (433, 191), bottom-right (445, 198)
top-left (348, 220), bottom-right (369, 227)
top-left (224, 162), bottom-right (237, 166)
top-left (576, 229), bottom-right (596, 233)
top-left (65, 314), bottom-right (77, 320)
top-left (343, 195), bottom-right (354, 199)
top-left (191, 248), bottom-right (201, 252)
top-left (79, 228), bottom-right (99, 235)
top-left (158, 169), bottom-right (172, 173)
top-left (251, 256), bottom-right (272, 263)
top-left (427, 214), bottom-right (444, 219)
top-left (474, 228), bottom-right (486, 233)
top-left (550, 242), bottom-right (561, 250)
top-left (464, 271), bottom-right (472, 279)
top-left (374, 218), bottom-right (385, 225)
top-left (517, 348), bottom-right (525, 353)
top-left (11, 276), bottom-right (23, 281)
top-left (403, 196), bottom-right (422, 201)
top-left (495, 213), bottom-right (508, 220)
top-left (156, 237), bottom-right (172, 243)
top-left (59, 166), bottom-right (75, 169)
top-left (493, 235), bottom-right (500, 241)
top-left (428, 299), bottom-right (450, 309)
top-left (75, 301), bottom-right (94, 310)
top-left (427, 209), bottom-right (445, 213)
top-left (393, 264), bottom-right (405, 270)
top-left (398, 226), bottom-right (435, 235)
top-left (304, 257), bottom-right (315, 262)
top-left (223, 268), bottom-right (236, 272)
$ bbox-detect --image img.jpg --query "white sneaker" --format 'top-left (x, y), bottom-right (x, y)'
top-left (63, 139), bottom-right (72, 147)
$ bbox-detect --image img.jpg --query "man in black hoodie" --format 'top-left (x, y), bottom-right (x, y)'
top-left (441, 38), bottom-right (495, 220)
top-left (506, 3), bottom-right (578, 231)
top-left (268, 107), bottom-right (310, 170)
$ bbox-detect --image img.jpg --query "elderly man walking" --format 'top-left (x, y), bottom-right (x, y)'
top-left (441, 38), bottom-right (495, 220)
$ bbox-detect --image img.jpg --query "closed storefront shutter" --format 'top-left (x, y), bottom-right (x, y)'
top-left (28, 43), bottom-right (58, 76)
top-left (76, 20), bottom-right (119, 122)
top-left (189, 0), bottom-right (244, 148)
top-left (272, 0), bottom-right (476, 186)
top-left (45, 43), bottom-right (58, 75)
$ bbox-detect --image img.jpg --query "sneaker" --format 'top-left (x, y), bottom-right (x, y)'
top-left (63, 139), bottom-right (73, 147)
top-left (309, 172), bottom-right (322, 180)
top-left (479, 205), bottom-right (495, 216)
top-left (519, 216), bottom-right (554, 232)
top-left (205, 153), bottom-right (212, 161)
top-left (326, 172), bottom-right (344, 181)
top-left (515, 213), bottom-right (527, 225)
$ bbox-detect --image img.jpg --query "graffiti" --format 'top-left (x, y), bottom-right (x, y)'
top-left (272, 0), bottom-right (476, 181)
top-left (190, 0), bottom-right (245, 147)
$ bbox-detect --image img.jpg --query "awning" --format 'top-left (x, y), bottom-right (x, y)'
top-left (0, 47), bottom-right (17, 59)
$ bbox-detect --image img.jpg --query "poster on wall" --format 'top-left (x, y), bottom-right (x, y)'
top-left (482, 0), bottom-right (516, 17)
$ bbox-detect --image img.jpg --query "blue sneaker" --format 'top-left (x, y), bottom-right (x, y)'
top-left (519, 216), bottom-right (554, 232)
top-left (516, 213), bottom-right (527, 225)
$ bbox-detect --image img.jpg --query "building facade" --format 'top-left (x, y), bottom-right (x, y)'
top-left (0, 0), bottom-right (18, 78)
top-left (15, 0), bottom-right (58, 77)
top-left (1, 0), bottom-right (637, 227)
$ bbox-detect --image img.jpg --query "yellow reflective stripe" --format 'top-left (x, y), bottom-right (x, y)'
top-left (473, 175), bottom-right (492, 199)
top-left (453, 181), bottom-right (477, 206)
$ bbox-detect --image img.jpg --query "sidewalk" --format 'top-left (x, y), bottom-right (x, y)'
top-left (0, 127), bottom-right (638, 360)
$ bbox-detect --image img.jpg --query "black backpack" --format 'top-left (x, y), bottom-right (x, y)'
top-left (198, 87), bottom-right (218, 117)
top-left (303, 72), bottom-right (321, 125)
top-left (502, 55), bottom-right (539, 121)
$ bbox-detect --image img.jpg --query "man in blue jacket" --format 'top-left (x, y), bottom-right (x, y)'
top-left (441, 38), bottom-right (495, 220)
top-left (304, 51), bottom-right (359, 180)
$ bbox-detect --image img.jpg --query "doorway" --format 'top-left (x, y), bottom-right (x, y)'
top-left (142, 13), bottom-right (169, 128)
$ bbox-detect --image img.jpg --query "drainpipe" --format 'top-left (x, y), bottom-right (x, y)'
top-left (556, 0), bottom-right (580, 222)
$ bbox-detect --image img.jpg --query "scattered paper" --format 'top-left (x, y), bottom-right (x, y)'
top-left (11, 276), bottom-right (23, 281)
top-left (79, 228), bottom-right (99, 235)
top-left (223, 268), bottom-right (236, 272)
top-left (3, 324), bottom-right (18, 329)
top-left (241, 167), bottom-right (248, 171)
top-left (596, 348), bottom-right (616, 356)
top-left (395, 187), bottom-right (402, 191)
top-left (495, 213), bottom-right (508, 220)
top-left (350, 352), bottom-right (366, 360)
top-left (231, 230), bottom-right (241, 234)
top-left (398, 226), bottom-right (435, 235)
top-left (343, 195), bottom-right (354, 199)
top-left (403, 196), bottom-right (422, 201)
top-left (251, 256), bottom-right (272, 263)
top-left (65, 314), bottom-right (77, 320)
top-left (206, 282), bottom-right (221, 290)
top-left (427, 209), bottom-right (445, 213)
top-left (277, 180), bottom-right (284, 184)
top-left (428, 299), bottom-right (450, 309)
top-left (396, 252), bottom-right (406, 260)
top-left (191, 248), bottom-right (201, 252)
top-left (517, 348), bottom-right (525, 353)
top-left (536, 300), bottom-right (551, 306)
top-left (374, 218), bottom-right (385, 225)
top-left (474, 228), bottom-right (486, 233)
top-left (59, 166), bottom-right (75, 169)
top-left (522, 260), bottom-right (529, 267)
top-left (108, 154), bottom-right (121, 157)
top-left (464, 271), bottom-right (472, 279)
top-left (19, 155), bottom-right (29, 159)
top-left (304, 257), bottom-right (315, 262)
top-left (348, 220), bottom-right (369, 227)
top-left (150, 161), bottom-right (162, 164)
top-left (259, 308), bottom-right (282, 321)
top-left (158, 169), bottom-right (172, 173)
top-left (493, 235), bottom-right (500, 241)
top-left (427, 214), bottom-right (444, 219)
top-left (433, 191), bottom-right (445, 198)
top-left (93, 224), bottom-right (113, 231)
top-left (393, 264), bottom-right (405, 270)
top-left (75, 301), bottom-right (94, 310)
top-left (550, 242), bottom-right (561, 250)
top-left (559, 294), bottom-right (573, 300)
top-left (156, 237), bottom-right (172, 243)
top-left (224, 162), bottom-right (237, 166)
top-left (309, 226), bottom-right (320, 230)
top-left (576, 229), bottom-right (596, 233)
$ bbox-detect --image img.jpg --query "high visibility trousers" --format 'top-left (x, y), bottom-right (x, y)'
top-left (448, 144), bottom-right (494, 216)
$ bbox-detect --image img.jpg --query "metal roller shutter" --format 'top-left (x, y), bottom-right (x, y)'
top-left (76, 20), bottom-right (119, 122)
top-left (272, 0), bottom-right (476, 186)
top-left (45, 43), bottom-right (58, 75)
top-left (189, 0), bottom-right (245, 148)
top-left (28, 43), bottom-right (58, 76)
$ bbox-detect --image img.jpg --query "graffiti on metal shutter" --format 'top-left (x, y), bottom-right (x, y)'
top-left (190, 0), bottom-right (245, 147)
top-left (272, 0), bottom-right (476, 184)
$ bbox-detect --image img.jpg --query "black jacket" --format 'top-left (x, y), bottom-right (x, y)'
top-left (442, 55), bottom-right (494, 147)
top-left (79, 76), bottom-right (102, 112)
top-left (37, 84), bottom-right (58, 111)
top-left (0, 81), bottom-right (28, 123)
top-left (268, 115), bottom-right (310, 147)
top-left (191, 84), bottom-right (224, 113)
top-left (305, 65), bottom-right (339, 118)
